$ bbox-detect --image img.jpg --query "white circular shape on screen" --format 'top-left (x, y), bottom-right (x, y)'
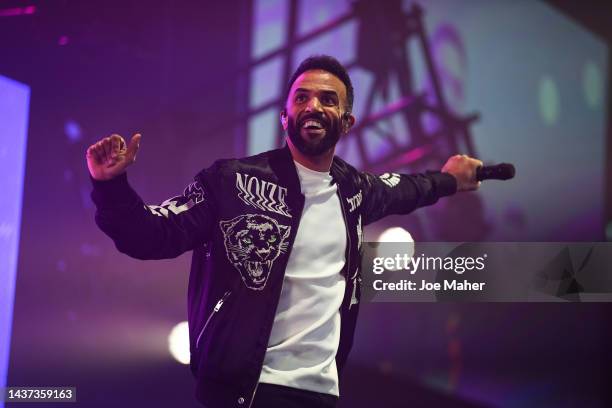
top-left (379, 227), bottom-right (413, 243)
top-left (583, 61), bottom-right (603, 109)
top-left (168, 321), bottom-right (190, 365)
top-left (538, 76), bottom-right (560, 126)
top-left (376, 227), bottom-right (414, 271)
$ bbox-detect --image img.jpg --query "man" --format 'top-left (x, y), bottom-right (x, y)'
top-left (87, 55), bottom-right (481, 408)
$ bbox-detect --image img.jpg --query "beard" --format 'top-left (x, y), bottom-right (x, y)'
top-left (286, 113), bottom-right (342, 157)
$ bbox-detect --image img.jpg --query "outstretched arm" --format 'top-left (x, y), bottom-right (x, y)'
top-left (87, 133), bottom-right (215, 260)
top-left (360, 154), bottom-right (481, 225)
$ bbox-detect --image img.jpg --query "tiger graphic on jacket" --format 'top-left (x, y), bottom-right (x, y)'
top-left (219, 214), bottom-right (291, 290)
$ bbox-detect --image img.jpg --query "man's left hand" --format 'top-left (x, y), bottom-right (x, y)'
top-left (441, 154), bottom-right (483, 192)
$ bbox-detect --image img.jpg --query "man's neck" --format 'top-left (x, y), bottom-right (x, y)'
top-left (287, 140), bottom-right (334, 172)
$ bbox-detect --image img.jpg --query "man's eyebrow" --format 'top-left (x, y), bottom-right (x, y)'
top-left (294, 88), bottom-right (339, 97)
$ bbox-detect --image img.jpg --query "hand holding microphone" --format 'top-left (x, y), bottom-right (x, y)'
top-left (475, 162), bottom-right (515, 181)
top-left (442, 154), bottom-right (515, 192)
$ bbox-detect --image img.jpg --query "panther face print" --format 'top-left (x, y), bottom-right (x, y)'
top-left (220, 214), bottom-right (290, 290)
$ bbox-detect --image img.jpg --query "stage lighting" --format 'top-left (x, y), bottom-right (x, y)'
top-left (378, 226), bottom-right (413, 243)
top-left (376, 227), bottom-right (414, 271)
top-left (168, 321), bottom-right (190, 365)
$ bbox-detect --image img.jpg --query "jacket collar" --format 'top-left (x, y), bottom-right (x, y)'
top-left (269, 145), bottom-right (302, 200)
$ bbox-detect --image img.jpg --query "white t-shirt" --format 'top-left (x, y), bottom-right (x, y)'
top-left (258, 161), bottom-right (347, 396)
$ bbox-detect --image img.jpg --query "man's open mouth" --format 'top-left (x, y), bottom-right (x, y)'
top-left (300, 118), bottom-right (327, 135)
top-left (301, 119), bottom-right (325, 129)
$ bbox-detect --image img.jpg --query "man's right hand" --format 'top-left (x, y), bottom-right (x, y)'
top-left (86, 133), bottom-right (141, 181)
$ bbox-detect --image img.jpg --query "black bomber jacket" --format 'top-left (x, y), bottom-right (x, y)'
top-left (91, 145), bottom-right (457, 407)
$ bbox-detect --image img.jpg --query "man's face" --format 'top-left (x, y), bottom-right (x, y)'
top-left (282, 69), bottom-right (352, 156)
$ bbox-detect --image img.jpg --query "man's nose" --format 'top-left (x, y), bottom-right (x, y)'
top-left (305, 97), bottom-right (323, 112)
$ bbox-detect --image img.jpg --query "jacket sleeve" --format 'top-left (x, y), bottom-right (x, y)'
top-left (90, 171), bottom-right (215, 260)
top-left (359, 171), bottom-right (457, 226)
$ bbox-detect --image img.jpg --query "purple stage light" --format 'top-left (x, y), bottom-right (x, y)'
top-left (0, 5), bottom-right (36, 17)
top-left (64, 120), bottom-right (82, 142)
top-left (0, 74), bottom-right (30, 408)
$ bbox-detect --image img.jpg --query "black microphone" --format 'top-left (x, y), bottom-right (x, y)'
top-left (476, 163), bottom-right (515, 181)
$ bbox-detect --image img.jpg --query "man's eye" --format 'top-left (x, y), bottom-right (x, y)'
top-left (322, 96), bottom-right (336, 105)
top-left (295, 95), bottom-right (306, 103)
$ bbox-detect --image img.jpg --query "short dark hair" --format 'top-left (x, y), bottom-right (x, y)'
top-left (285, 55), bottom-right (354, 112)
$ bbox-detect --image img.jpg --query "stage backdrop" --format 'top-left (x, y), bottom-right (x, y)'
top-left (1, 1), bottom-right (610, 407)
top-left (0, 74), bottom-right (29, 408)
top-left (244, 0), bottom-right (608, 242)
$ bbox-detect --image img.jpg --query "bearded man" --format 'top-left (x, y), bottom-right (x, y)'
top-left (87, 55), bottom-right (481, 408)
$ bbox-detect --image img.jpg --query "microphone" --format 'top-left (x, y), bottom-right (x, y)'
top-left (476, 163), bottom-right (515, 181)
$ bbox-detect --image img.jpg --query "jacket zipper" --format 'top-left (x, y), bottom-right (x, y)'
top-left (195, 290), bottom-right (231, 349)
top-left (247, 381), bottom-right (260, 408)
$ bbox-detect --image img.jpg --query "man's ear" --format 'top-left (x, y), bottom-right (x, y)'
top-left (342, 112), bottom-right (356, 134)
top-left (280, 110), bottom-right (288, 130)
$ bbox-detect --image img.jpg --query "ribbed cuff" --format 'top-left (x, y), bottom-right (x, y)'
top-left (90, 171), bottom-right (128, 190)
top-left (90, 172), bottom-right (140, 208)
top-left (429, 171), bottom-right (457, 197)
